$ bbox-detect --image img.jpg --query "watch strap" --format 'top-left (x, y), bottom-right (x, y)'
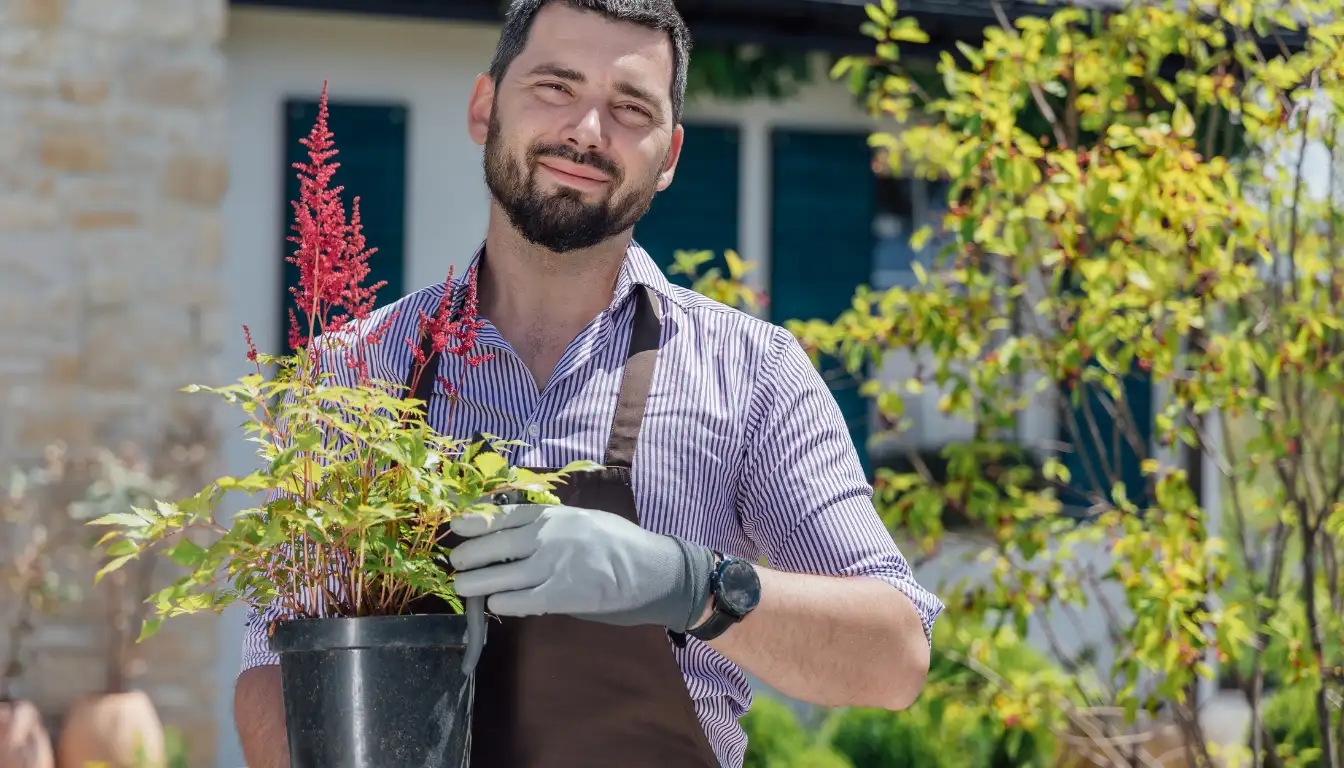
top-left (687, 607), bottom-right (740, 642)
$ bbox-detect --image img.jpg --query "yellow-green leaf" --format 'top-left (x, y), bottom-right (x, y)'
top-left (95, 554), bottom-right (137, 585)
top-left (165, 538), bottom-right (207, 569)
top-left (473, 452), bottom-right (508, 478)
top-left (1172, 101), bottom-right (1195, 137)
top-left (910, 225), bottom-right (933, 252)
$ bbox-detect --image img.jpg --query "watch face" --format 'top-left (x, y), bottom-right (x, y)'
top-left (717, 560), bottom-right (761, 615)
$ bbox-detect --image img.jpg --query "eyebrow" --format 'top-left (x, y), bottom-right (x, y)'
top-left (524, 62), bottom-right (664, 114)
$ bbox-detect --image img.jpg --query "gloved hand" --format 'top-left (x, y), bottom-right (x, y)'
top-left (448, 504), bottom-right (716, 633)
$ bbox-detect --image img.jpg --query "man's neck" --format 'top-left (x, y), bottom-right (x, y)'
top-left (474, 211), bottom-right (631, 387)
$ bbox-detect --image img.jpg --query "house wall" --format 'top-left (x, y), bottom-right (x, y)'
top-left (0, 0), bottom-right (229, 765)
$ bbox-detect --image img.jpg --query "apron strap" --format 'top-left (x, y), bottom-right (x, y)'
top-left (410, 325), bottom-right (440, 408)
top-left (604, 285), bottom-right (662, 469)
top-left (404, 282), bottom-right (662, 469)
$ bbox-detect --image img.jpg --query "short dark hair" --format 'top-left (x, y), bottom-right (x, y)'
top-left (489, 0), bottom-right (692, 124)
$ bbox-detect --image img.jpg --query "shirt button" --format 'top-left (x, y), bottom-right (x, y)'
top-left (526, 423), bottom-right (540, 438)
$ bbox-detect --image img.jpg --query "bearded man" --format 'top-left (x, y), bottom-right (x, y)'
top-left (233, 2), bottom-right (943, 766)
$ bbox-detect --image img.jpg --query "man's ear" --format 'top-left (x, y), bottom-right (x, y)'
top-left (656, 124), bottom-right (685, 192)
top-left (467, 73), bottom-right (495, 146)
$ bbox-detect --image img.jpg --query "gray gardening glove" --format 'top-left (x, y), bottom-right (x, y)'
top-left (448, 504), bottom-right (715, 632)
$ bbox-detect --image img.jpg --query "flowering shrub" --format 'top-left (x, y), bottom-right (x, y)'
top-left (93, 83), bottom-right (592, 639)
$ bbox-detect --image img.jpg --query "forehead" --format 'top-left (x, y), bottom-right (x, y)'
top-left (512, 4), bottom-right (675, 100)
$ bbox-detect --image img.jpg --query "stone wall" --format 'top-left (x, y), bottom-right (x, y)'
top-left (0, 0), bottom-right (229, 764)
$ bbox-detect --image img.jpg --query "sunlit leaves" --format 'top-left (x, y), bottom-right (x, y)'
top-left (92, 340), bottom-right (597, 638)
top-left (802, 0), bottom-right (1344, 759)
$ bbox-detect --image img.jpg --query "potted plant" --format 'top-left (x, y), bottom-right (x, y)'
top-left (1, 444), bottom-right (84, 768)
top-left (91, 82), bottom-right (593, 768)
top-left (55, 426), bottom-right (211, 768)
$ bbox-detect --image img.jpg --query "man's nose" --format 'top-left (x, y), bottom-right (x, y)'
top-left (563, 106), bottom-right (605, 150)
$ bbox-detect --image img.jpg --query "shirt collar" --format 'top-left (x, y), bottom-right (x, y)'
top-left (445, 239), bottom-right (681, 317)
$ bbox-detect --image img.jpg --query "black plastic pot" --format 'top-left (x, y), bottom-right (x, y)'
top-left (269, 614), bottom-right (480, 768)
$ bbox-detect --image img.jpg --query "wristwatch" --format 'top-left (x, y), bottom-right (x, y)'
top-left (685, 553), bottom-right (761, 643)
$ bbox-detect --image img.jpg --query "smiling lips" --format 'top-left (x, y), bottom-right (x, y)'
top-left (536, 156), bottom-right (611, 189)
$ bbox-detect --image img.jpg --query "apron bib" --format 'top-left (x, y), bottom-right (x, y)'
top-left (405, 285), bottom-right (721, 767)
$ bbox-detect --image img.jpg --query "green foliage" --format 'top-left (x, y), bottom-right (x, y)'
top-left (686, 44), bottom-right (816, 103)
top-left (741, 696), bottom-right (854, 768)
top-left (827, 707), bottom-right (944, 768)
top-left (689, 0), bottom-right (1344, 764)
top-left (741, 696), bottom-right (814, 768)
top-left (734, 616), bottom-right (1064, 768)
top-left (1263, 682), bottom-right (1344, 766)
top-left (668, 249), bottom-right (768, 313)
top-left (89, 338), bottom-right (594, 636)
top-left (819, 616), bottom-right (1063, 768)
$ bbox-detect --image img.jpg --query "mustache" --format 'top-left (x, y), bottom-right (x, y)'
top-left (528, 143), bottom-right (622, 182)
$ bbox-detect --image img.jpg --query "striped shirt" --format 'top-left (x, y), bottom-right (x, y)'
top-left (241, 241), bottom-right (944, 767)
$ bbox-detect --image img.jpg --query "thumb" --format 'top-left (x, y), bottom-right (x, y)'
top-left (450, 503), bottom-right (547, 538)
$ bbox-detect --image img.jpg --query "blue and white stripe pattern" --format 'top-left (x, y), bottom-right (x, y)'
top-left (240, 241), bottom-right (944, 767)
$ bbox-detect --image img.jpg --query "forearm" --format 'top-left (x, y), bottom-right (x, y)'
top-left (699, 568), bottom-right (930, 710)
top-left (234, 665), bottom-right (291, 768)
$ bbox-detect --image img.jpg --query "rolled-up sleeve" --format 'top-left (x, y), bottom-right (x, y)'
top-left (241, 603), bottom-right (284, 671)
top-left (736, 328), bottom-right (944, 643)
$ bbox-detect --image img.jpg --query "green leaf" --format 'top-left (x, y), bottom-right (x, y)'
top-left (1172, 100), bottom-right (1196, 138)
top-left (910, 225), bottom-right (933, 252)
top-left (88, 512), bottom-right (152, 529)
top-left (559, 459), bottom-right (602, 475)
top-left (911, 261), bottom-right (928, 285)
top-left (1043, 458), bottom-right (1071, 484)
top-left (473, 452), bottom-right (508, 478)
top-left (955, 40), bottom-right (985, 70)
top-left (137, 618), bottom-right (164, 643)
top-left (95, 554), bottom-right (137, 585)
top-left (103, 539), bottom-right (139, 558)
top-left (165, 538), bottom-right (208, 569)
top-left (889, 19), bottom-right (929, 44)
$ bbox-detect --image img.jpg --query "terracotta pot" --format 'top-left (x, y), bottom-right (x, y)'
top-left (0, 698), bottom-right (55, 768)
top-left (55, 691), bottom-right (165, 768)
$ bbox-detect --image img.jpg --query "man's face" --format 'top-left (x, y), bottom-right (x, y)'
top-left (470, 3), bottom-right (684, 254)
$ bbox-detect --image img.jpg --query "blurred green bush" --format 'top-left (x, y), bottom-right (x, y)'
top-left (743, 618), bottom-right (1061, 768)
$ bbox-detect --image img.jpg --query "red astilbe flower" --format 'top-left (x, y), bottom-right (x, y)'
top-left (407, 265), bottom-right (496, 400)
top-left (401, 265), bottom-right (496, 437)
top-left (284, 80), bottom-right (394, 382)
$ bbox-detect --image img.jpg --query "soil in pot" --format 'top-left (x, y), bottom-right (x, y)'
top-left (55, 690), bottom-right (165, 768)
top-left (269, 613), bottom-right (478, 768)
top-left (0, 699), bottom-right (55, 768)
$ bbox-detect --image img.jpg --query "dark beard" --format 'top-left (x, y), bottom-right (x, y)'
top-left (483, 109), bottom-right (661, 253)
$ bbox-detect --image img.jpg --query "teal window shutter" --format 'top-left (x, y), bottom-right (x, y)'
top-left (279, 99), bottom-right (408, 353)
top-left (1057, 364), bottom-right (1154, 516)
top-left (768, 129), bottom-right (876, 476)
top-left (633, 124), bottom-right (741, 288)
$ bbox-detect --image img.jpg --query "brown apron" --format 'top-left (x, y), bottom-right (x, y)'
top-left (405, 284), bottom-right (722, 768)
